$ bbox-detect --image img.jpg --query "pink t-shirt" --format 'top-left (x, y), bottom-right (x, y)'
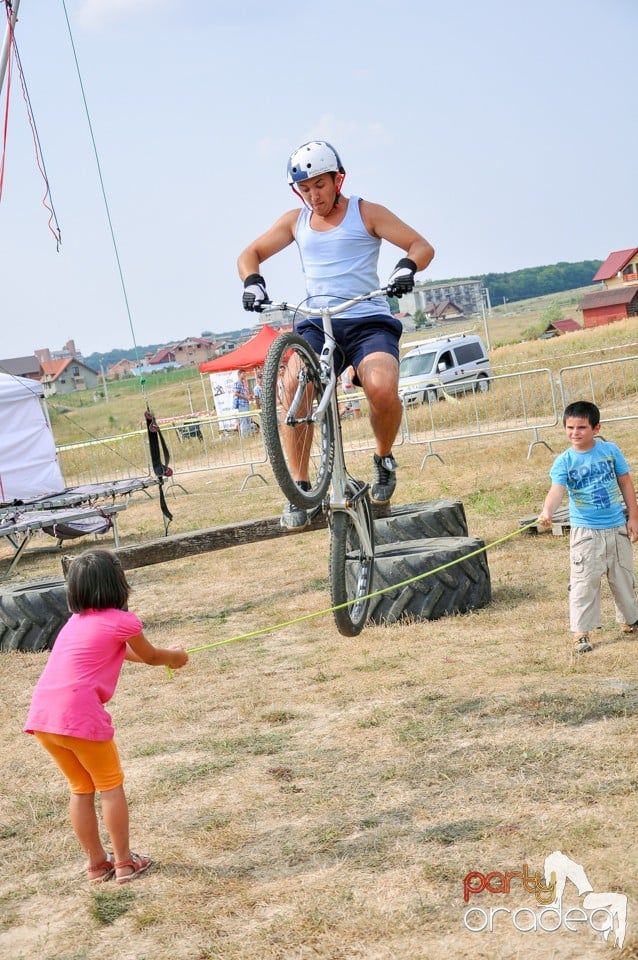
top-left (24, 608), bottom-right (143, 741)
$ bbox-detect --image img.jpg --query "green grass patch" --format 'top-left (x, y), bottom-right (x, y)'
top-left (419, 820), bottom-right (494, 845)
top-left (89, 886), bottom-right (136, 925)
top-left (205, 733), bottom-right (289, 756)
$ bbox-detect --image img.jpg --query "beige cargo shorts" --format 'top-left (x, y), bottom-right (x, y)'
top-left (569, 525), bottom-right (638, 634)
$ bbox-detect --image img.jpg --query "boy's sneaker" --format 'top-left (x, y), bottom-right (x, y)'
top-left (371, 453), bottom-right (397, 505)
top-left (281, 501), bottom-right (308, 530)
top-left (574, 634), bottom-right (593, 654)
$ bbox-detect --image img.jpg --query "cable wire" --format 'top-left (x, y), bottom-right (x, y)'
top-left (163, 519), bottom-right (540, 679)
top-left (59, 0), bottom-right (145, 387)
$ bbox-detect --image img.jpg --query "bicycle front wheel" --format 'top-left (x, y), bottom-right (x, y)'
top-left (329, 491), bottom-right (375, 637)
top-left (262, 333), bottom-right (335, 508)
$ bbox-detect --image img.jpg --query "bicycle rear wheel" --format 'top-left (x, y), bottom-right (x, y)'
top-left (329, 489), bottom-right (375, 637)
top-left (262, 333), bottom-right (335, 508)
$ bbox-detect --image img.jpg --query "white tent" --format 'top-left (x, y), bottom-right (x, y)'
top-left (0, 373), bottom-right (64, 503)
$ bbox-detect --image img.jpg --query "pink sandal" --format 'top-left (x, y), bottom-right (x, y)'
top-left (88, 853), bottom-right (115, 885)
top-left (115, 852), bottom-right (153, 884)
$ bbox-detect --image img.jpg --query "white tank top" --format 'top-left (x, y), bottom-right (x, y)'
top-left (294, 196), bottom-right (391, 320)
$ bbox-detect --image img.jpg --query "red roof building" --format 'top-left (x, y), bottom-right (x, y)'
top-left (148, 347), bottom-right (177, 365)
top-left (542, 318), bottom-right (582, 337)
top-left (106, 358), bottom-right (137, 380)
top-left (581, 246), bottom-right (638, 328)
top-left (579, 285), bottom-right (638, 329)
top-left (426, 300), bottom-right (464, 321)
top-left (591, 247), bottom-right (638, 286)
top-left (40, 357), bottom-right (100, 396)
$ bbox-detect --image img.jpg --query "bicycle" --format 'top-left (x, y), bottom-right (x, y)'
top-left (260, 289), bottom-right (388, 637)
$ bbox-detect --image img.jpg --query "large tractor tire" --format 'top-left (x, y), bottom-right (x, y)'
top-left (374, 500), bottom-right (468, 545)
top-left (0, 579), bottom-right (70, 653)
top-left (367, 537), bottom-right (491, 624)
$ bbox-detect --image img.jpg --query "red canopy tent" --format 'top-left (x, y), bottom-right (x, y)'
top-left (199, 325), bottom-right (280, 373)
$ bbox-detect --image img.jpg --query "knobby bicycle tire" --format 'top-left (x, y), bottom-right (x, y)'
top-left (329, 491), bottom-right (375, 637)
top-left (262, 333), bottom-right (335, 508)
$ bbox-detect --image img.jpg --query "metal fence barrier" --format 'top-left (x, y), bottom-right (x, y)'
top-left (401, 367), bottom-right (560, 464)
top-left (56, 356), bottom-right (637, 488)
top-left (57, 412), bottom-right (269, 490)
top-left (56, 387), bottom-right (403, 489)
top-left (558, 354), bottom-right (638, 421)
top-left (57, 430), bottom-right (152, 487)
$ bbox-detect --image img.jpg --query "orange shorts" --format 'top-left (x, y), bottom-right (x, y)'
top-left (33, 732), bottom-right (124, 794)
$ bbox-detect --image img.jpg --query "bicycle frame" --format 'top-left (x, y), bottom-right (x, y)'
top-left (259, 287), bottom-right (393, 636)
top-left (264, 288), bottom-right (386, 550)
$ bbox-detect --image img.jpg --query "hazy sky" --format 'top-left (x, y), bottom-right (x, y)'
top-left (1, 0), bottom-right (636, 359)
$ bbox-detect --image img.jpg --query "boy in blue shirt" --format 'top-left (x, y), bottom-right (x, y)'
top-left (539, 400), bottom-right (638, 653)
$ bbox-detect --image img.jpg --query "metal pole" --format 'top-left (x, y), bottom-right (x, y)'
top-left (0, 0), bottom-right (21, 96)
top-left (480, 290), bottom-right (491, 351)
top-left (199, 371), bottom-right (210, 412)
top-left (100, 362), bottom-right (109, 402)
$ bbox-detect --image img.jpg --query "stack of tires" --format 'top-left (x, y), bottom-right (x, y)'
top-left (365, 500), bottom-right (491, 624)
top-left (0, 500), bottom-right (492, 650)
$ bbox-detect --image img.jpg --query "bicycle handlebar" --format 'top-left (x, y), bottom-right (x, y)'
top-left (259, 288), bottom-right (389, 318)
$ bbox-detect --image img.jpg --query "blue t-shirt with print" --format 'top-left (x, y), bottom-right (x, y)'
top-left (549, 438), bottom-right (629, 528)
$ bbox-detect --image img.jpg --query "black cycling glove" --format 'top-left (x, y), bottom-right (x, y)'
top-left (386, 258), bottom-right (417, 297)
top-left (242, 274), bottom-right (269, 312)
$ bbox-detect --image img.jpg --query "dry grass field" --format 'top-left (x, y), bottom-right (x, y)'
top-left (2, 311), bottom-right (638, 959)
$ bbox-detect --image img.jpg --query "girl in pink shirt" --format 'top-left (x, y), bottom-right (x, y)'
top-left (24, 549), bottom-right (188, 884)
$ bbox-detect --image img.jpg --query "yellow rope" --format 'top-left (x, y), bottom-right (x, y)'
top-left (165, 517), bottom-right (541, 672)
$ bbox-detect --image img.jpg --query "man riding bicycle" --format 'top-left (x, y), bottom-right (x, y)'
top-left (237, 140), bottom-right (435, 529)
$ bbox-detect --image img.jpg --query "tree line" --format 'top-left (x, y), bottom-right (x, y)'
top-left (472, 260), bottom-right (602, 304)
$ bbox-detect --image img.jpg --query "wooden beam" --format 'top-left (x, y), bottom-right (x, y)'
top-left (61, 514), bottom-right (324, 574)
top-left (62, 503), bottom-right (391, 575)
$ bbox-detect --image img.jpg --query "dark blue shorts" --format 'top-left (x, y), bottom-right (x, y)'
top-left (297, 314), bottom-right (403, 384)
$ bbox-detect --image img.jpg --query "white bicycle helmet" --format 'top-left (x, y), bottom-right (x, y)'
top-left (287, 140), bottom-right (345, 184)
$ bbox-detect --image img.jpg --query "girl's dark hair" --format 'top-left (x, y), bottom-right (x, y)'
top-left (563, 400), bottom-right (600, 427)
top-left (66, 549), bottom-right (130, 613)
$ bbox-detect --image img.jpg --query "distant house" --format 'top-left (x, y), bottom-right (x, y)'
top-left (40, 358), bottom-right (100, 396)
top-left (541, 317), bottom-right (582, 338)
top-left (148, 347), bottom-right (177, 365)
top-left (580, 247), bottom-right (638, 328)
top-left (425, 300), bottom-right (464, 322)
top-left (405, 278), bottom-right (484, 317)
top-left (591, 248), bottom-right (638, 288)
top-left (106, 358), bottom-right (137, 380)
top-left (171, 337), bottom-right (219, 367)
top-left (213, 340), bottom-right (238, 355)
top-left (0, 355), bottom-right (41, 380)
top-left (580, 287), bottom-right (638, 328)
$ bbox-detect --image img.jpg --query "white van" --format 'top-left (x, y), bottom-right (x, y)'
top-left (399, 333), bottom-right (491, 405)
